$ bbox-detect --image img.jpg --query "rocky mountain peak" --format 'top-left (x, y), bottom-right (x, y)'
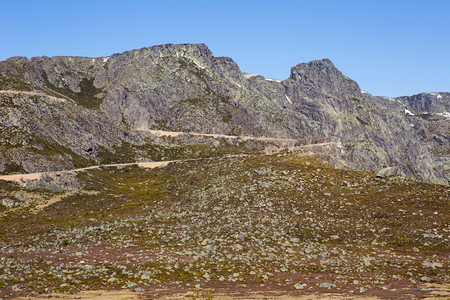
top-left (112, 43), bottom-right (215, 68)
top-left (288, 58), bottom-right (362, 99)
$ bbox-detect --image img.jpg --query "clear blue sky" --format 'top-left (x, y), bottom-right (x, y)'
top-left (1, 0), bottom-right (449, 97)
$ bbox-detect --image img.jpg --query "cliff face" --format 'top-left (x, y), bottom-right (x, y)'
top-left (0, 43), bottom-right (448, 184)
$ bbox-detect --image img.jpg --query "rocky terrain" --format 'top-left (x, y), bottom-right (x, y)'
top-left (0, 43), bottom-right (449, 299)
top-left (0, 153), bottom-right (449, 299)
top-left (0, 43), bottom-right (448, 184)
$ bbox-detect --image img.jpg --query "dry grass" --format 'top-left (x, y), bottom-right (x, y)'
top-left (0, 153), bottom-right (448, 299)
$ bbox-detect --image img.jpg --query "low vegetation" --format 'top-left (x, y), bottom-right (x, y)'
top-left (0, 151), bottom-right (448, 298)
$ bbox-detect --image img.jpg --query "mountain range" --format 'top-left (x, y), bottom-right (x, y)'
top-left (0, 43), bottom-right (448, 184)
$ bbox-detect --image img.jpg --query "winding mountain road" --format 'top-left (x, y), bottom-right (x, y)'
top-left (0, 139), bottom-right (341, 185)
top-left (0, 91), bottom-right (340, 184)
top-left (0, 155), bottom-right (249, 184)
top-left (138, 129), bottom-right (342, 151)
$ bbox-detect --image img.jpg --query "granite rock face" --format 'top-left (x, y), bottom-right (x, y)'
top-left (0, 43), bottom-right (448, 184)
top-left (398, 92), bottom-right (450, 114)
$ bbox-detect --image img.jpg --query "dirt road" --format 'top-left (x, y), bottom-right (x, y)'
top-left (140, 129), bottom-right (342, 151)
top-left (0, 90), bottom-right (67, 103)
top-left (137, 128), bottom-right (300, 143)
top-left (0, 161), bottom-right (174, 184)
top-left (0, 155), bottom-right (247, 184)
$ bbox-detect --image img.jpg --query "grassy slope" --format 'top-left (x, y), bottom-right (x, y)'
top-left (0, 153), bottom-right (448, 298)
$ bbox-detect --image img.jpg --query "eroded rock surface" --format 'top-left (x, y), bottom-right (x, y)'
top-left (0, 43), bottom-right (448, 184)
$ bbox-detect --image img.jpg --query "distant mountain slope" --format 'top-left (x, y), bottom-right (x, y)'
top-left (0, 43), bottom-right (448, 184)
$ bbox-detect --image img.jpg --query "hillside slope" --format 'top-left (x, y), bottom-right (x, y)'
top-left (0, 154), bottom-right (448, 299)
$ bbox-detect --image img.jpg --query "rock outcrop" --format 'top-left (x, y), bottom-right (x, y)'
top-left (376, 167), bottom-right (399, 178)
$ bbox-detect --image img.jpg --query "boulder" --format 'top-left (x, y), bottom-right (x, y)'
top-left (376, 167), bottom-right (398, 178)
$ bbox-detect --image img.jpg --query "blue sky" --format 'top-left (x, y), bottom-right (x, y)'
top-left (1, 0), bottom-right (449, 97)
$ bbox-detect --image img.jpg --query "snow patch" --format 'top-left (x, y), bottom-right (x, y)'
top-left (285, 95), bottom-right (293, 104)
top-left (404, 109), bottom-right (415, 116)
top-left (103, 57), bottom-right (109, 63)
top-left (361, 90), bottom-right (368, 94)
top-left (265, 78), bottom-right (281, 83)
top-left (243, 74), bottom-right (258, 79)
top-left (191, 59), bottom-right (206, 69)
top-left (435, 112), bottom-right (450, 119)
top-left (234, 83), bottom-right (242, 88)
top-left (431, 93), bottom-right (443, 99)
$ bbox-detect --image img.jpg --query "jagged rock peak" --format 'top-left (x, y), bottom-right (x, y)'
top-left (289, 59), bottom-right (342, 80)
top-left (291, 58), bottom-right (333, 72)
top-left (288, 58), bottom-right (362, 98)
top-left (396, 92), bottom-right (450, 114)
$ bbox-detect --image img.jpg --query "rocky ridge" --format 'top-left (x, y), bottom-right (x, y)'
top-left (0, 43), bottom-right (448, 184)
